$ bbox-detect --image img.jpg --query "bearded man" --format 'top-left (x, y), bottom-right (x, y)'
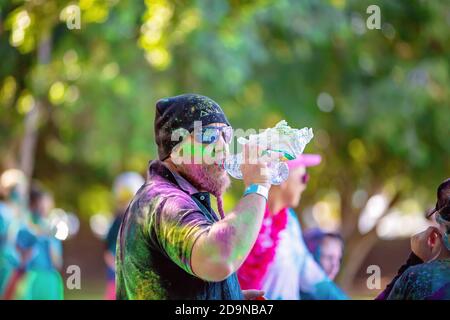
top-left (116, 94), bottom-right (271, 300)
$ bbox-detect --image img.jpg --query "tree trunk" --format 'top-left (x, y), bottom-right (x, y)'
top-left (339, 229), bottom-right (379, 290)
top-left (338, 191), bottom-right (402, 291)
top-left (19, 31), bottom-right (51, 182)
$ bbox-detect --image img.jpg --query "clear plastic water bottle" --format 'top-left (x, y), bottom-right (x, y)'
top-left (222, 152), bottom-right (290, 185)
top-left (222, 120), bottom-right (314, 185)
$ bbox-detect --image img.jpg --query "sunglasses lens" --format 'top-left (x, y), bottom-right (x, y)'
top-left (201, 128), bottom-right (219, 144)
top-left (223, 127), bottom-right (233, 143)
top-left (195, 126), bottom-right (233, 144)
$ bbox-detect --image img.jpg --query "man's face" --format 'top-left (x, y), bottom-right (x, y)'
top-left (173, 123), bottom-right (231, 196)
top-left (280, 165), bottom-right (307, 208)
top-left (319, 236), bottom-right (343, 281)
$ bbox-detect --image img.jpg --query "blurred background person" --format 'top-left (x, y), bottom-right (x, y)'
top-left (377, 178), bottom-right (450, 300)
top-left (238, 154), bottom-right (348, 300)
top-left (387, 205), bottom-right (450, 300)
top-left (0, 169), bottom-right (29, 299)
top-left (12, 184), bottom-right (64, 300)
top-left (304, 229), bottom-right (344, 281)
top-left (302, 229), bottom-right (345, 299)
top-left (104, 172), bottom-right (144, 300)
top-left (0, 181), bottom-right (15, 295)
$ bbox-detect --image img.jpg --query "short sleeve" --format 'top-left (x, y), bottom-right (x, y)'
top-left (150, 193), bottom-right (213, 276)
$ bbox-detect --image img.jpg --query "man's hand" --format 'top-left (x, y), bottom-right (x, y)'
top-left (242, 289), bottom-right (265, 300)
top-left (191, 144), bottom-right (281, 282)
top-left (240, 144), bottom-right (273, 189)
top-left (411, 226), bottom-right (442, 262)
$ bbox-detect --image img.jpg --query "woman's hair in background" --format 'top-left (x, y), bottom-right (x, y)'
top-left (439, 205), bottom-right (450, 221)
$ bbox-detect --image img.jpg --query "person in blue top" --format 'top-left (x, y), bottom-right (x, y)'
top-left (13, 184), bottom-right (64, 300)
top-left (383, 178), bottom-right (450, 300)
top-left (0, 169), bottom-right (29, 299)
top-left (0, 186), bottom-right (15, 295)
top-left (387, 206), bottom-right (450, 300)
top-left (302, 229), bottom-right (345, 299)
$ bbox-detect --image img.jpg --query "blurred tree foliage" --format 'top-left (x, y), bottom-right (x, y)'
top-left (0, 0), bottom-right (449, 288)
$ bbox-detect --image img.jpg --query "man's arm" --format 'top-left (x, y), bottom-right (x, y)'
top-left (191, 147), bottom-right (272, 282)
top-left (191, 192), bottom-right (267, 282)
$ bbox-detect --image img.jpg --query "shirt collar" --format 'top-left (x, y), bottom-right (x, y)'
top-left (147, 160), bottom-right (199, 196)
top-left (147, 160), bottom-right (218, 220)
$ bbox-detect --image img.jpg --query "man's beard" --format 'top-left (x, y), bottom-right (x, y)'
top-left (178, 163), bottom-right (231, 197)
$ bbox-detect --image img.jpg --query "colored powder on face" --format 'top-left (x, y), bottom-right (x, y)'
top-left (180, 142), bottom-right (206, 163)
top-left (178, 163), bottom-right (230, 199)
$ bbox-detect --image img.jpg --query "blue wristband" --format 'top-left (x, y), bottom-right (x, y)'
top-left (243, 184), bottom-right (269, 201)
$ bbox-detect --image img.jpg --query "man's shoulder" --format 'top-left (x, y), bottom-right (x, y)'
top-left (405, 260), bottom-right (436, 273)
top-left (394, 260), bottom-right (437, 289)
top-left (131, 180), bottom-right (199, 217)
top-left (137, 180), bottom-right (191, 202)
top-left (391, 261), bottom-right (444, 300)
top-left (407, 259), bottom-right (450, 276)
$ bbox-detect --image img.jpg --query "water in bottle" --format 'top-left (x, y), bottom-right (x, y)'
top-left (222, 120), bottom-right (314, 185)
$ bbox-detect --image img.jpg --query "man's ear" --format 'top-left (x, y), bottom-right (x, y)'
top-left (428, 228), bottom-right (444, 260)
top-left (428, 229), bottom-right (442, 248)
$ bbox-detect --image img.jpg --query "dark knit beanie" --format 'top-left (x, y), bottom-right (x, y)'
top-left (154, 94), bottom-right (231, 160)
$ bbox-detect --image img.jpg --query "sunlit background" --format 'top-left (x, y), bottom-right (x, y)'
top-left (1, 0), bottom-right (449, 299)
